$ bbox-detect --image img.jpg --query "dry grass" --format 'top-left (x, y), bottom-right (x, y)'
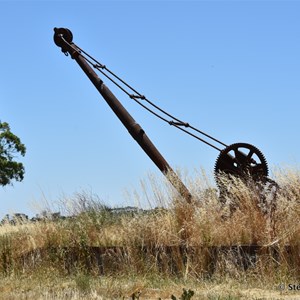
top-left (1, 167), bottom-right (300, 299)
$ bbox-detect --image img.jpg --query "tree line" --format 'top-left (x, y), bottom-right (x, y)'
top-left (0, 121), bottom-right (26, 186)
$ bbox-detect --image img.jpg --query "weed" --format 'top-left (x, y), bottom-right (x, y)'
top-left (171, 288), bottom-right (194, 300)
top-left (131, 290), bottom-right (141, 299)
top-left (74, 273), bottom-right (91, 293)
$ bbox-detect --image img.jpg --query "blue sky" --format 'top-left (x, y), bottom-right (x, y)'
top-left (1, 1), bottom-right (300, 218)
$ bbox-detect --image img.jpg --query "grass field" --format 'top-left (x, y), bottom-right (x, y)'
top-left (1, 168), bottom-right (300, 299)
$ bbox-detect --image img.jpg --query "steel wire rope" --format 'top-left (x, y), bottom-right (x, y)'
top-left (76, 45), bottom-right (227, 150)
top-left (63, 38), bottom-right (226, 151)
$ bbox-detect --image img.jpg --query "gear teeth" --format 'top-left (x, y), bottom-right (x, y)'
top-left (214, 142), bottom-right (269, 188)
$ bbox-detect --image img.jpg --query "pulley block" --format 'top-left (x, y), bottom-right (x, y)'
top-left (53, 27), bottom-right (73, 53)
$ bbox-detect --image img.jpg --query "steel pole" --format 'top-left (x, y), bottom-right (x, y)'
top-left (54, 28), bottom-right (192, 203)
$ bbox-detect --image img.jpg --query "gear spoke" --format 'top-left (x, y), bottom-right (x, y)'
top-left (234, 149), bottom-right (241, 163)
top-left (247, 149), bottom-right (254, 160)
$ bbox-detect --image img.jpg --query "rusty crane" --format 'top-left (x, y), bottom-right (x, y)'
top-left (53, 28), bottom-right (271, 203)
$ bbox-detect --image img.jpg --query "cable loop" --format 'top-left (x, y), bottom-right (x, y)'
top-left (169, 121), bottom-right (189, 127)
top-left (130, 94), bottom-right (146, 100)
top-left (94, 63), bottom-right (105, 69)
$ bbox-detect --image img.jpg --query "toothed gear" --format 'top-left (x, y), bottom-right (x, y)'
top-left (214, 143), bottom-right (268, 185)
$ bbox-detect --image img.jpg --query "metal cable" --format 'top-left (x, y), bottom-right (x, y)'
top-left (64, 39), bottom-right (227, 151)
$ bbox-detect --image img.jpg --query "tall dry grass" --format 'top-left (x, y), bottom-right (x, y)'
top-left (0, 167), bottom-right (300, 297)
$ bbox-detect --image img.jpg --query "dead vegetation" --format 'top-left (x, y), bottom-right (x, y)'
top-left (1, 168), bottom-right (300, 299)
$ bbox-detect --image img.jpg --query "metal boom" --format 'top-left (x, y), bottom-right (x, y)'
top-left (53, 27), bottom-right (192, 203)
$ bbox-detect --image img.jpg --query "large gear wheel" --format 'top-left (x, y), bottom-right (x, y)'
top-left (214, 143), bottom-right (269, 184)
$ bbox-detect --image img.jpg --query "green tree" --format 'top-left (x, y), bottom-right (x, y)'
top-left (0, 121), bottom-right (26, 186)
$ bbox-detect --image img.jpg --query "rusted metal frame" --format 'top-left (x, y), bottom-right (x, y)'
top-left (55, 35), bottom-right (192, 203)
